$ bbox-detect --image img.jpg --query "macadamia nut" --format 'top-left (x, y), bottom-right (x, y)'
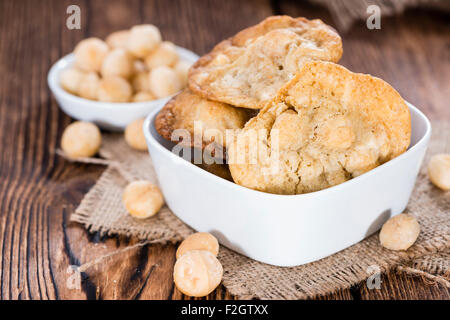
top-left (379, 214), bottom-right (420, 251)
top-left (98, 76), bottom-right (132, 102)
top-left (131, 72), bottom-right (150, 92)
top-left (60, 68), bottom-right (85, 95)
top-left (122, 180), bottom-right (164, 219)
top-left (61, 121), bottom-right (101, 158)
top-left (173, 250), bottom-right (223, 297)
top-left (174, 60), bottom-right (192, 87)
top-left (176, 232), bottom-right (219, 259)
top-left (125, 118), bottom-right (148, 150)
top-left (132, 91), bottom-right (155, 102)
top-left (74, 38), bottom-right (109, 72)
top-left (144, 41), bottom-right (178, 69)
top-left (133, 60), bottom-right (148, 73)
top-left (106, 30), bottom-right (130, 49)
top-left (427, 154), bottom-right (450, 190)
top-left (127, 24), bottom-right (162, 58)
top-left (78, 72), bottom-right (100, 100)
top-left (101, 48), bottom-right (134, 79)
top-left (149, 66), bottom-right (182, 98)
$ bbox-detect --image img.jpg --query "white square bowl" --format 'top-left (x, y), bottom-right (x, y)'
top-left (143, 102), bottom-right (431, 267)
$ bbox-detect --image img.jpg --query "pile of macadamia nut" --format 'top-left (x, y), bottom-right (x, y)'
top-left (60, 25), bottom-right (192, 102)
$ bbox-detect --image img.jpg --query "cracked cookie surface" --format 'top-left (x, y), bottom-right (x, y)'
top-left (228, 61), bottom-right (411, 194)
top-left (188, 15), bottom-right (343, 109)
top-left (155, 89), bottom-right (252, 151)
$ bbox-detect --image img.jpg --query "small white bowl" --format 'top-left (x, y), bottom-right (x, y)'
top-left (144, 102), bottom-right (431, 267)
top-left (48, 47), bottom-right (199, 131)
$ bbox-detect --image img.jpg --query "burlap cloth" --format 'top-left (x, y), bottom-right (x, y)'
top-left (67, 120), bottom-right (450, 299)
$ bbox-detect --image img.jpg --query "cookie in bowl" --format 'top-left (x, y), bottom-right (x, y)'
top-left (228, 61), bottom-right (411, 195)
top-left (155, 89), bottom-right (253, 154)
top-left (188, 15), bottom-right (343, 109)
top-left (195, 163), bottom-right (233, 181)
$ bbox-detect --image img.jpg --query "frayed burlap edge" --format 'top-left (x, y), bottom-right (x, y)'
top-left (67, 134), bottom-right (193, 243)
top-left (72, 165), bottom-right (193, 243)
top-left (65, 121), bottom-right (449, 299)
top-left (396, 249), bottom-right (450, 288)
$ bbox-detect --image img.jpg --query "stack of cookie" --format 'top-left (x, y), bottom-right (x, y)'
top-left (155, 16), bottom-right (411, 195)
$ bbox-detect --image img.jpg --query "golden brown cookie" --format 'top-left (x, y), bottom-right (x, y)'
top-left (228, 61), bottom-right (411, 195)
top-left (155, 89), bottom-right (252, 152)
top-left (188, 16), bottom-right (343, 109)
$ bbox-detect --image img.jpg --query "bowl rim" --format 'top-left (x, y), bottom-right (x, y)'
top-left (47, 46), bottom-right (199, 109)
top-left (144, 101), bottom-right (431, 200)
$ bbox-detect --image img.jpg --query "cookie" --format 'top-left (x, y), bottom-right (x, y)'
top-left (155, 89), bottom-right (252, 152)
top-left (188, 16), bottom-right (343, 109)
top-left (228, 61), bottom-right (411, 194)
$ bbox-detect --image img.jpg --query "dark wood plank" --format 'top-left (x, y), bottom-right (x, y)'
top-left (139, 0), bottom-right (274, 55)
top-left (0, 0), bottom-right (448, 301)
top-left (0, 0), bottom-right (65, 300)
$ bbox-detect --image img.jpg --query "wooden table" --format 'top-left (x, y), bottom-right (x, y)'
top-left (0, 0), bottom-right (449, 300)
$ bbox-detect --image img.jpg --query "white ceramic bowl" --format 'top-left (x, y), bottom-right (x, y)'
top-left (144, 102), bottom-right (431, 267)
top-left (48, 47), bottom-right (199, 131)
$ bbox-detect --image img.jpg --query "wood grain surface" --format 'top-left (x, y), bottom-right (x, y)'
top-left (0, 0), bottom-right (449, 300)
